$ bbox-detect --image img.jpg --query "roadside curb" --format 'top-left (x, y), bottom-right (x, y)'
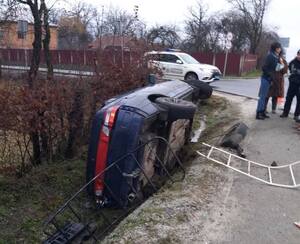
top-left (213, 89), bottom-right (258, 100)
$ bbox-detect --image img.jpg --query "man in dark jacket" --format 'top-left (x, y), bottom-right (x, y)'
top-left (256, 42), bottom-right (282, 120)
top-left (280, 50), bottom-right (300, 119)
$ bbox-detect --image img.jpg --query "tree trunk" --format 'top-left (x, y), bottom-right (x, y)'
top-left (0, 58), bottom-right (2, 79)
top-left (30, 131), bottom-right (41, 165)
top-left (41, 0), bottom-right (53, 80)
top-left (28, 3), bottom-right (42, 87)
top-left (65, 89), bottom-right (84, 158)
top-left (26, 1), bottom-right (43, 165)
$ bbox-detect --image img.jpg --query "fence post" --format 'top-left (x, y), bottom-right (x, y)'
top-left (223, 51), bottom-right (229, 77)
top-left (239, 54), bottom-right (245, 76)
top-left (213, 53), bottom-right (216, 66)
top-left (58, 51), bottom-right (61, 65)
top-left (25, 49), bottom-right (28, 67)
top-left (83, 50), bottom-right (86, 66)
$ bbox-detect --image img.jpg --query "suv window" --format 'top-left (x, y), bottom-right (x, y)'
top-left (159, 54), bottom-right (181, 63)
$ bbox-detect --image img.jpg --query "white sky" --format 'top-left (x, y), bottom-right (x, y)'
top-left (83, 0), bottom-right (299, 61)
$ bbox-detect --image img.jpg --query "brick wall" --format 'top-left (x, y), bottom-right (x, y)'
top-left (0, 21), bottom-right (57, 50)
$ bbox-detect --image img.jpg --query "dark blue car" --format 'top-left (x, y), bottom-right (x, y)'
top-left (86, 80), bottom-right (212, 207)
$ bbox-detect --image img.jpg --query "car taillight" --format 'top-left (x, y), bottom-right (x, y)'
top-left (94, 106), bottom-right (119, 197)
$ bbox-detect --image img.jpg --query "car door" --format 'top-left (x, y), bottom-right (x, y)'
top-left (159, 54), bottom-right (184, 80)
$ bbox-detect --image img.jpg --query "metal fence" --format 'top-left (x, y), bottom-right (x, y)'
top-left (0, 48), bottom-right (257, 76)
top-left (43, 136), bottom-right (185, 244)
top-left (191, 52), bottom-right (257, 76)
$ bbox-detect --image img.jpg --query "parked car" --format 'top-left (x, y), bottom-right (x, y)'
top-left (145, 50), bottom-right (222, 83)
top-left (86, 80), bottom-right (212, 207)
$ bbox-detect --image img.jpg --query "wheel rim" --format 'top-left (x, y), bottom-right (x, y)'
top-left (186, 73), bottom-right (197, 80)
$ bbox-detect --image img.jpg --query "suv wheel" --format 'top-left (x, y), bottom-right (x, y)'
top-left (154, 97), bottom-right (196, 121)
top-left (185, 80), bottom-right (213, 99)
top-left (185, 72), bottom-right (198, 81)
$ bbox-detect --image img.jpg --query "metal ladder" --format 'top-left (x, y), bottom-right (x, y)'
top-left (197, 143), bottom-right (300, 188)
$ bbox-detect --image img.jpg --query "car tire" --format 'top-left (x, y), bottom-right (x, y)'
top-left (185, 72), bottom-right (198, 81)
top-left (154, 97), bottom-right (196, 121)
top-left (185, 80), bottom-right (213, 99)
top-left (220, 122), bottom-right (248, 149)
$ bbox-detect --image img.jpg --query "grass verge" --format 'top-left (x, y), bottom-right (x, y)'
top-left (0, 156), bottom-right (86, 243)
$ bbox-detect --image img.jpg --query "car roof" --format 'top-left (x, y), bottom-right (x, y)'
top-left (145, 51), bottom-right (187, 55)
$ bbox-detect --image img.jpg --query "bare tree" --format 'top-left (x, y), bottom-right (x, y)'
top-left (218, 10), bottom-right (250, 52)
top-left (58, 16), bottom-right (92, 49)
top-left (15, 0), bottom-right (54, 165)
top-left (183, 1), bottom-right (212, 52)
top-left (227, 0), bottom-right (270, 54)
top-left (102, 7), bottom-right (139, 37)
top-left (0, 0), bottom-right (22, 21)
top-left (17, 0), bottom-right (43, 86)
top-left (146, 25), bottom-right (180, 48)
top-left (57, 2), bottom-right (95, 49)
top-left (69, 2), bottom-right (96, 31)
top-left (256, 27), bottom-right (279, 67)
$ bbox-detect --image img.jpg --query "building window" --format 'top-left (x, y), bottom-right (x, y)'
top-left (17, 20), bottom-right (28, 39)
top-left (17, 31), bottom-right (26, 39)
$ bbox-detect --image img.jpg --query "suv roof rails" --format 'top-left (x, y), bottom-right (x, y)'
top-left (164, 48), bottom-right (181, 52)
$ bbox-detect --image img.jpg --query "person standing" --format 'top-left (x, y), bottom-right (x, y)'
top-left (280, 50), bottom-right (300, 119)
top-left (256, 42), bottom-right (282, 120)
top-left (265, 52), bottom-right (288, 113)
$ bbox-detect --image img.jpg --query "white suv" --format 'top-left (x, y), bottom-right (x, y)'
top-left (145, 50), bottom-right (222, 83)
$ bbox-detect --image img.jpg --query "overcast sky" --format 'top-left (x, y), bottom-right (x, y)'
top-left (84, 0), bottom-right (299, 61)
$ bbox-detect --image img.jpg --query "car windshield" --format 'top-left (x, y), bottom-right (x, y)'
top-left (177, 54), bottom-right (200, 64)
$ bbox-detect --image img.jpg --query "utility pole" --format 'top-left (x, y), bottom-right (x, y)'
top-left (223, 32), bottom-right (233, 77)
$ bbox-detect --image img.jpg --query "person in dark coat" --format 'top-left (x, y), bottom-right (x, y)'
top-left (280, 50), bottom-right (300, 119)
top-left (265, 52), bottom-right (288, 113)
top-left (256, 42), bottom-right (282, 120)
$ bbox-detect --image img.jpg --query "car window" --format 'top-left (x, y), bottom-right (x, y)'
top-left (177, 54), bottom-right (200, 64)
top-left (159, 54), bottom-right (181, 63)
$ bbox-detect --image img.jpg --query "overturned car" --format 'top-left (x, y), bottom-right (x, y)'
top-left (86, 80), bottom-right (212, 207)
top-left (43, 80), bottom-right (212, 243)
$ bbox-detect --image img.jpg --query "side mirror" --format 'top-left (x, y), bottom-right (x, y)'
top-left (176, 59), bottom-right (183, 64)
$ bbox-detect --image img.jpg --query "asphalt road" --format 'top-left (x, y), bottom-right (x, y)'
top-left (202, 93), bottom-right (300, 244)
top-left (212, 77), bottom-right (297, 113)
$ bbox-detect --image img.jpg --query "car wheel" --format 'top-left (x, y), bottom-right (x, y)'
top-left (154, 97), bottom-right (196, 121)
top-left (185, 72), bottom-right (198, 81)
top-left (185, 80), bottom-right (213, 99)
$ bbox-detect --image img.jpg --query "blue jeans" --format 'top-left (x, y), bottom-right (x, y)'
top-left (256, 77), bottom-right (270, 112)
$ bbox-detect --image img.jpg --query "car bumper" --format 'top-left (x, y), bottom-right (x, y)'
top-left (201, 72), bottom-right (222, 83)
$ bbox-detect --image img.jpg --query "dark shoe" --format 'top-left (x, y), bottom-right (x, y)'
top-left (272, 109), bottom-right (276, 114)
top-left (294, 115), bottom-right (299, 121)
top-left (263, 113), bottom-right (270, 118)
top-left (280, 113), bottom-right (288, 118)
top-left (256, 112), bottom-right (265, 120)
